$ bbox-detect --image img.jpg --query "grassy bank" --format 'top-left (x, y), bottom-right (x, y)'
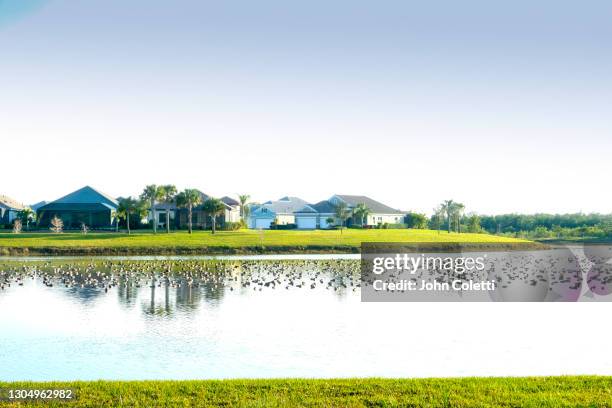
top-left (1, 377), bottom-right (610, 407)
top-left (0, 229), bottom-right (532, 256)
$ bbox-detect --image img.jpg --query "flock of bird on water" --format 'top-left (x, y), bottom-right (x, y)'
top-left (1, 248), bottom-right (610, 299)
top-left (0, 259), bottom-right (362, 294)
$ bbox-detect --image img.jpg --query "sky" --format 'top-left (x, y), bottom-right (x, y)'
top-left (0, 0), bottom-right (611, 215)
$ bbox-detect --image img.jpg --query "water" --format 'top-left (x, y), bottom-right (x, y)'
top-left (1, 256), bottom-right (612, 381)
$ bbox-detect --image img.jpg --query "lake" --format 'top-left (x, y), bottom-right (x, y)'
top-left (1, 253), bottom-right (612, 381)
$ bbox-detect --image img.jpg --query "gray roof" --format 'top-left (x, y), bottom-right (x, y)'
top-left (334, 195), bottom-right (404, 214)
top-left (259, 196), bottom-right (309, 215)
top-left (0, 194), bottom-right (25, 210)
top-left (39, 186), bottom-right (118, 211)
top-left (311, 200), bottom-right (337, 213)
top-left (221, 196), bottom-right (239, 206)
top-left (53, 186), bottom-right (118, 206)
top-left (295, 200), bottom-right (336, 214)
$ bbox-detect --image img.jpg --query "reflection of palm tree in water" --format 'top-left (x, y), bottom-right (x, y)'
top-left (117, 280), bottom-right (139, 308)
top-left (144, 279), bottom-right (175, 317)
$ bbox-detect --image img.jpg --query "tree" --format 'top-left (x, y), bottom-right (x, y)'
top-left (50, 215), bottom-right (63, 233)
top-left (176, 189), bottom-right (202, 234)
top-left (17, 208), bottom-right (35, 231)
top-left (160, 185), bottom-right (177, 234)
top-left (453, 203), bottom-right (465, 233)
top-left (140, 184), bottom-right (164, 233)
top-left (333, 201), bottom-right (351, 233)
top-left (353, 203), bottom-right (371, 227)
top-left (12, 218), bottom-right (22, 234)
top-left (202, 198), bottom-right (226, 234)
top-left (430, 206), bottom-right (444, 233)
top-left (405, 212), bottom-right (428, 229)
top-left (467, 214), bottom-right (481, 233)
top-left (439, 200), bottom-right (465, 233)
top-left (325, 217), bottom-right (335, 228)
top-left (238, 194), bottom-right (251, 222)
top-left (440, 200), bottom-right (455, 233)
top-left (117, 197), bottom-right (140, 235)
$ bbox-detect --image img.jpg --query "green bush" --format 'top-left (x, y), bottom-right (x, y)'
top-left (379, 223), bottom-right (406, 229)
top-left (220, 222), bottom-right (242, 231)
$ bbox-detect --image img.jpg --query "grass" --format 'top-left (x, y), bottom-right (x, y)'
top-left (0, 229), bottom-right (531, 255)
top-left (1, 377), bottom-right (611, 407)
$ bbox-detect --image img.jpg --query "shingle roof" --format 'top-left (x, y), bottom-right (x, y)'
top-left (221, 196), bottom-right (239, 206)
top-left (0, 195), bottom-right (25, 210)
top-left (258, 197), bottom-right (309, 215)
top-left (311, 200), bottom-right (337, 213)
top-left (52, 186), bottom-right (118, 206)
top-left (38, 186), bottom-right (118, 212)
top-left (295, 200), bottom-right (336, 214)
top-left (334, 195), bottom-right (404, 214)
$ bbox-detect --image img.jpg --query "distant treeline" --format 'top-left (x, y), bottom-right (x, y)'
top-left (412, 211), bottom-right (612, 239)
top-left (478, 213), bottom-right (612, 239)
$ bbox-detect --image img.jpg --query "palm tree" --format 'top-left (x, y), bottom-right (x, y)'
top-left (353, 203), bottom-right (371, 227)
top-left (432, 205), bottom-right (444, 233)
top-left (238, 194), bottom-right (250, 222)
top-left (441, 200), bottom-right (455, 233)
top-left (117, 197), bottom-right (139, 235)
top-left (202, 198), bottom-right (226, 234)
top-left (176, 189), bottom-right (202, 234)
top-left (17, 208), bottom-right (35, 231)
top-left (140, 185), bottom-right (163, 234)
top-left (333, 201), bottom-right (351, 234)
top-left (160, 185), bottom-right (177, 234)
top-left (454, 202), bottom-right (465, 233)
top-left (111, 210), bottom-right (120, 232)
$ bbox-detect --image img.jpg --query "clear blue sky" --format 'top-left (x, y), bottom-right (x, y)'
top-left (1, 0), bottom-right (610, 214)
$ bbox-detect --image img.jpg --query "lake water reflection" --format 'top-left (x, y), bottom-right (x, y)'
top-left (1, 255), bottom-right (612, 381)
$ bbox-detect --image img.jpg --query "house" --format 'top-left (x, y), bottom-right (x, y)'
top-left (248, 196), bottom-right (309, 229)
top-left (36, 186), bottom-right (118, 229)
top-left (329, 195), bottom-right (404, 226)
top-left (293, 195), bottom-right (405, 229)
top-left (168, 190), bottom-right (241, 230)
top-left (294, 200), bottom-right (336, 229)
top-left (0, 195), bottom-right (25, 225)
top-left (220, 196), bottom-right (241, 223)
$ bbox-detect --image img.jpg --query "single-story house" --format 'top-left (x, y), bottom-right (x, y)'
top-left (36, 186), bottom-right (118, 229)
top-left (294, 200), bottom-right (336, 229)
top-left (0, 195), bottom-right (26, 225)
top-left (329, 194), bottom-right (405, 226)
top-left (293, 195), bottom-right (405, 229)
top-left (248, 196), bottom-right (309, 229)
top-left (160, 190), bottom-right (240, 230)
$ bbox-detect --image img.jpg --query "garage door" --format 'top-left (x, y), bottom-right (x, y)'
top-left (255, 218), bottom-right (272, 229)
top-left (297, 217), bottom-right (317, 229)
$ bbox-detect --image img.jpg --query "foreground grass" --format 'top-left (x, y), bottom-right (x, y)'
top-left (1, 377), bottom-right (611, 407)
top-left (0, 229), bottom-right (529, 255)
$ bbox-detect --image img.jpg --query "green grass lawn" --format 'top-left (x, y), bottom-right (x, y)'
top-left (0, 229), bottom-right (530, 255)
top-left (1, 377), bottom-right (610, 407)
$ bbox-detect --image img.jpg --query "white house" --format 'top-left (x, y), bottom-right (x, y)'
top-left (293, 195), bottom-right (405, 229)
top-left (294, 200), bottom-right (336, 229)
top-left (329, 195), bottom-right (404, 226)
top-left (248, 196), bottom-right (309, 229)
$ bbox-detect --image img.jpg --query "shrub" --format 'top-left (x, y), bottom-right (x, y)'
top-left (379, 223), bottom-right (406, 229)
top-left (220, 222), bottom-right (242, 231)
top-left (270, 223), bottom-right (297, 230)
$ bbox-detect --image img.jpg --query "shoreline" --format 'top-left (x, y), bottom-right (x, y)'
top-left (0, 242), bottom-right (546, 257)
